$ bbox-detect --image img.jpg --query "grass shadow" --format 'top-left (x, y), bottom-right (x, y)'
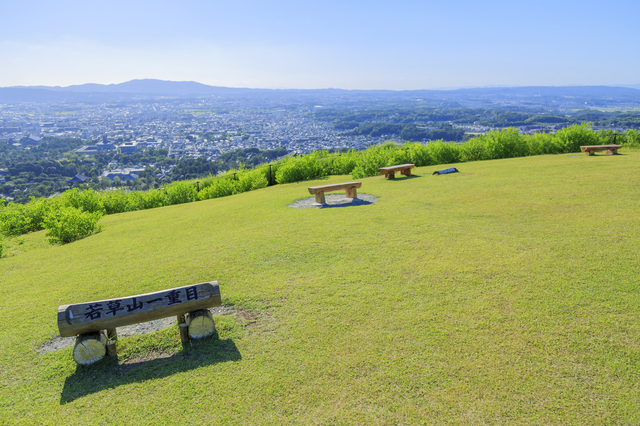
top-left (383, 174), bottom-right (422, 182)
top-left (318, 198), bottom-right (375, 208)
top-left (59, 335), bottom-right (240, 404)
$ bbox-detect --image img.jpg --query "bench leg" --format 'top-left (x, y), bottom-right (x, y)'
top-left (586, 151), bottom-right (594, 156)
top-left (73, 331), bottom-right (107, 365)
top-left (346, 187), bottom-right (358, 199)
top-left (385, 171), bottom-right (395, 179)
top-left (314, 192), bottom-right (326, 204)
top-left (401, 168), bottom-right (413, 176)
top-left (607, 149), bottom-right (618, 155)
top-left (177, 314), bottom-right (190, 343)
top-left (105, 328), bottom-right (117, 356)
top-left (179, 323), bottom-right (190, 343)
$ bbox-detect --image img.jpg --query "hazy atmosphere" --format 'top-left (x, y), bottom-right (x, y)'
top-left (2, 0), bottom-right (639, 89)
top-left (5, 1), bottom-right (640, 424)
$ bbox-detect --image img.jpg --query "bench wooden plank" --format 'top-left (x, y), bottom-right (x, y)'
top-left (307, 182), bottom-right (362, 193)
top-left (379, 164), bottom-right (415, 179)
top-left (57, 281), bottom-right (221, 337)
top-left (378, 164), bottom-right (415, 172)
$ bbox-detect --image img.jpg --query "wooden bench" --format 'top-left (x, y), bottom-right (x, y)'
top-left (308, 181), bottom-right (362, 204)
top-left (379, 164), bottom-right (415, 179)
top-left (580, 144), bottom-right (622, 156)
top-left (57, 281), bottom-right (221, 365)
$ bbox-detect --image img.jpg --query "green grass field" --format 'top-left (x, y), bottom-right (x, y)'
top-left (2, 151), bottom-right (640, 424)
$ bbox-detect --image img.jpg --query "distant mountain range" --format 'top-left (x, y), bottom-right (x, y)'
top-left (11, 79), bottom-right (263, 95)
top-left (2, 79), bottom-right (640, 107)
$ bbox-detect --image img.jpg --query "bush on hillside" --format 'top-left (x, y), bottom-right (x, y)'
top-left (0, 205), bottom-right (34, 236)
top-left (199, 177), bottom-right (236, 200)
top-left (424, 141), bottom-right (461, 166)
top-left (481, 128), bottom-right (528, 159)
top-left (139, 189), bottom-right (168, 209)
top-left (58, 188), bottom-right (105, 214)
top-left (524, 132), bottom-right (561, 156)
top-left (405, 142), bottom-right (434, 167)
top-left (43, 207), bottom-right (103, 244)
top-left (351, 143), bottom-right (399, 179)
top-left (0, 196), bottom-right (68, 236)
top-left (327, 150), bottom-right (359, 175)
top-left (101, 189), bottom-right (130, 214)
top-left (556, 124), bottom-right (600, 153)
top-left (276, 151), bottom-right (329, 184)
top-left (236, 168), bottom-right (269, 193)
top-left (622, 129), bottom-right (640, 147)
top-left (166, 181), bottom-right (197, 205)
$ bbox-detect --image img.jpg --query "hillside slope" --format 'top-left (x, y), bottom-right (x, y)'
top-left (1, 152), bottom-right (640, 424)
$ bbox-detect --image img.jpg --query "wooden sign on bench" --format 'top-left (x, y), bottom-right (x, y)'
top-left (58, 281), bottom-right (221, 365)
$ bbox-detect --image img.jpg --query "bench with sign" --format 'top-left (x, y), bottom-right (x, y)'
top-left (580, 144), bottom-right (622, 156)
top-left (308, 182), bottom-right (362, 204)
top-left (57, 281), bottom-right (221, 365)
top-left (378, 164), bottom-right (415, 179)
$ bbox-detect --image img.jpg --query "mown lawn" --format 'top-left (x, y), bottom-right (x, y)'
top-left (1, 151), bottom-right (640, 424)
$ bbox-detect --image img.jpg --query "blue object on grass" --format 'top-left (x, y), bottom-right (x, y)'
top-left (433, 167), bottom-right (459, 175)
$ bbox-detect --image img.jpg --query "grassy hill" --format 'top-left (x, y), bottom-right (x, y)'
top-left (2, 151), bottom-right (640, 424)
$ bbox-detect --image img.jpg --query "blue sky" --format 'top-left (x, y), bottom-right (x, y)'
top-left (1, 0), bottom-right (638, 89)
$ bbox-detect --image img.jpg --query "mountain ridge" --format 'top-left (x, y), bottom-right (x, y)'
top-left (8, 79), bottom-right (640, 95)
top-left (3, 79), bottom-right (640, 106)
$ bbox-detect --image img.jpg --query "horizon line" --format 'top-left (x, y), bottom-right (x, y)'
top-left (3, 79), bottom-right (640, 92)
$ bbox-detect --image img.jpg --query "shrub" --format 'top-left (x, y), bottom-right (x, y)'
top-left (622, 129), bottom-right (640, 147)
top-left (124, 191), bottom-right (145, 211)
top-left (425, 140), bottom-right (461, 165)
top-left (140, 189), bottom-right (168, 209)
top-left (43, 207), bottom-right (103, 244)
top-left (459, 136), bottom-right (488, 162)
top-left (165, 181), bottom-right (198, 205)
top-left (276, 151), bottom-right (329, 184)
top-left (351, 143), bottom-right (398, 179)
top-left (102, 189), bottom-right (130, 214)
top-left (329, 150), bottom-right (359, 175)
top-left (198, 177), bottom-right (237, 200)
top-left (58, 188), bottom-right (105, 214)
top-left (235, 168), bottom-right (269, 193)
top-left (0, 205), bottom-right (33, 236)
top-left (23, 197), bottom-right (56, 231)
top-left (482, 128), bottom-right (527, 159)
top-left (524, 132), bottom-right (561, 156)
top-left (405, 143), bottom-right (434, 167)
top-left (556, 124), bottom-right (601, 153)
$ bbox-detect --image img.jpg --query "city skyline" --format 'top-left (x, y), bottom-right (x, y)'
top-left (2, 0), bottom-right (639, 90)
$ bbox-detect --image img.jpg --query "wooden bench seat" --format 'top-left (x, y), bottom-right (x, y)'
top-left (580, 144), bottom-right (622, 156)
top-left (308, 181), bottom-right (362, 204)
top-left (379, 163), bottom-right (415, 179)
top-left (58, 281), bottom-right (221, 365)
